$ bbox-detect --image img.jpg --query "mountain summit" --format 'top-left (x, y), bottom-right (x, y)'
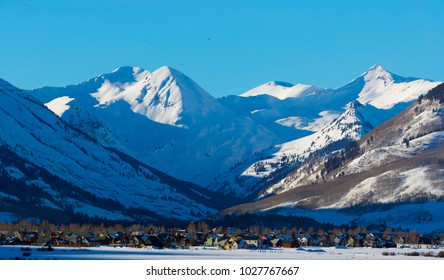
top-left (78, 66), bottom-right (221, 129)
top-left (240, 81), bottom-right (324, 100)
top-left (343, 64), bottom-right (439, 109)
top-left (29, 66), bottom-right (278, 186)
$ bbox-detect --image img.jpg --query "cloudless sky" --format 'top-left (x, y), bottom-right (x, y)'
top-left (0, 0), bottom-right (443, 97)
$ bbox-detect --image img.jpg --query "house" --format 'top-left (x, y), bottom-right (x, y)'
top-left (195, 232), bottom-right (206, 245)
top-left (157, 232), bottom-right (175, 248)
top-left (22, 231), bottom-right (39, 245)
top-left (242, 234), bottom-right (263, 248)
top-left (49, 231), bottom-right (69, 246)
top-left (363, 233), bottom-right (383, 248)
top-left (65, 233), bottom-right (89, 246)
top-left (107, 232), bottom-right (121, 244)
top-left (205, 233), bottom-right (221, 247)
top-left (1, 231), bottom-right (23, 245)
top-left (215, 237), bottom-right (228, 248)
top-left (130, 235), bottom-right (141, 247)
top-left (134, 232), bottom-right (164, 248)
top-left (184, 233), bottom-right (196, 242)
top-left (298, 234), bottom-right (312, 247)
top-left (224, 242), bottom-right (234, 250)
top-left (129, 231), bottom-right (147, 247)
top-left (95, 231), bottom-right (108, 245)
top-left (144, 235), bottom-right (163, 248)
top-left (238, 240), bottom-right (247, 249)
top-left (11, 231), bottom-right (23, 244)
top-left (395, 236), bottom-right (405, 246)
top-left (65, 233), bottom-right (80, 245)
top-left (136, 233), bottom-right (150, 246)
top-left (224, 239), bottom-right (246, 250)
top-left (275, 234), bottom-right (297, 248)
top-left (364, 233), bottom-right (374, 247)
top-left (35, 234), bottom-right (51, 246)
top-left (345, 235), bottom-right (364, 247)
top-left (299, 236), bottom-right (308, 246)
top-left (260, 235), bottom-right (271, 248)
top-left (84, 230), bottom-right (108, 246)
top-left (334, 233), bottom-right (349, 247)
top-left (175, 234), bottom-right (194, 248)
top-left (271, 238), bottom-right (282, 247)
top-left (333, 236), bottom-right (342, 246)
top-left (64, 233), bottom-right (76, 245)
top-left (383, 233), bottom-right (396, 242)
top-left (373, 236), bottom-right (384, 248)
top-left (346, 236), bottom-right (355, 247)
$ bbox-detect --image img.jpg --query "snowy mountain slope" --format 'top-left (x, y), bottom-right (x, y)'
top-left (213, 65), bottom-right (441, 197)
top-left (0, 77), bottom-right (229, 224)
top-left (221, 148), bottom-right (444, 232)
top-left (29, 67), bottom-right (278, 186)
top-left (350, 64), bottom-right (441, 109)
top-left (89, 66), bottom-right (224, 129)
top-left (210, 101), bottom-right (398, 197)
top-left (259, 101), bottom-right (402, 196)
top-left (220, 85), bottom-right (444, 231)
top-left (269, 84), bottom-right (444, 196)
top-left (323, 84), bottom-right (444, 191)
top-left (218, 93), bottom-right (339, 142)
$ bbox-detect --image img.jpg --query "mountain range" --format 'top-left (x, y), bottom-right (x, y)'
top-left (29, 66), bottom-right (277, 186)
top-left (222, 84), bottom-right (444, 232)
top-left (0, 64), bottom-right (443, 231)
top-left (0, 77), bottom-right (241, 225)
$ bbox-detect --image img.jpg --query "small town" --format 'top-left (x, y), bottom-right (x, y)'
top-left (1, 220), bottom-right (444, 252)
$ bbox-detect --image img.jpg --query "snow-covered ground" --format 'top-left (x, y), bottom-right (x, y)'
top-left (1, 245), bottom-right (443, 260)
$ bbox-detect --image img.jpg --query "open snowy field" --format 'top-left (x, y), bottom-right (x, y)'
top-left (1, 245), bottom-right (443, 260)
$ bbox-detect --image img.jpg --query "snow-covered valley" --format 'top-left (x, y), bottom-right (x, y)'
top-left (0, 64), bottom-right (443, 232)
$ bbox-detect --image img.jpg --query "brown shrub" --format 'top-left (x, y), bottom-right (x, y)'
top-left (422, 251), bottom-right (435, 257)
top-left (405, 251), bottom-right (420, 257)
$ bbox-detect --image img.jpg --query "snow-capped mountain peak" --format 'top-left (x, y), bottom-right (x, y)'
top-left (240, 81), bottom-right (324, 100)
top-left (128, 65), bottom-right (226, 128)
top-left (342, 64), bottom-right (442, 109)
top-left (97, 66), bottom-right (150, 84)
top-left (364, 63), bottom-right (385, 73)
top-left (86, 65), bottom-right (222, 128)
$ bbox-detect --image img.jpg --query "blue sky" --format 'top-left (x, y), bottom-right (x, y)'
top-left (0, 0), bottom-right (443, 97)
